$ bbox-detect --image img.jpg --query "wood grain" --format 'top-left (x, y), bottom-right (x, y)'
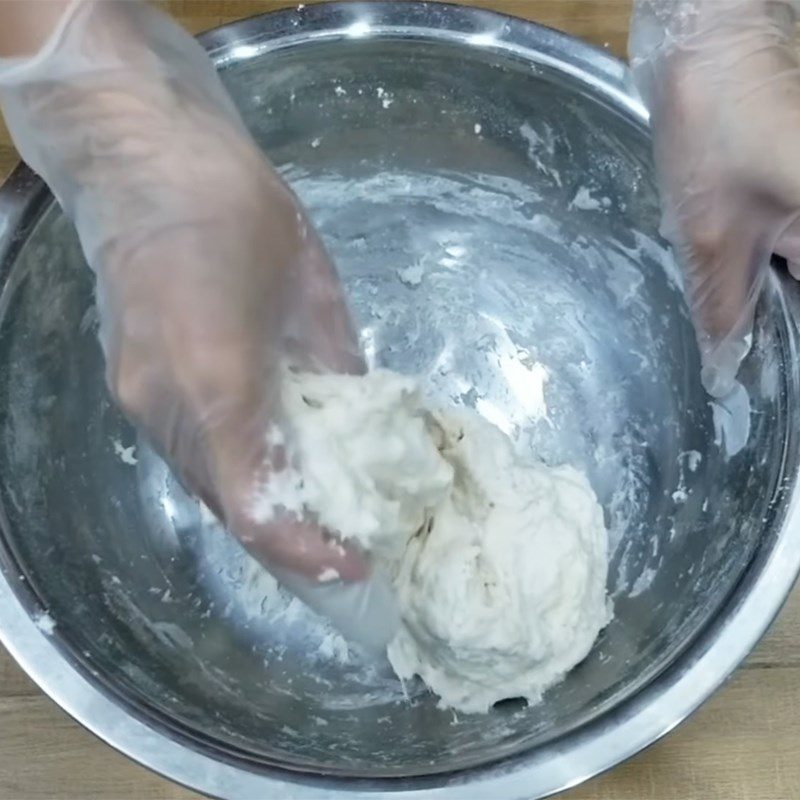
top-left (1, 1), bottom-right (798, 798)
top-left (0, 696), bottom-right (197, 800)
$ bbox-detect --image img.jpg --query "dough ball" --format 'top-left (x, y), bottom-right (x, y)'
top-left (277, 369), bottom-right (610, 713)
top-left (387, 412), bottom-right (611, 713)
top-left (282, 369), bottom-right (452, 562)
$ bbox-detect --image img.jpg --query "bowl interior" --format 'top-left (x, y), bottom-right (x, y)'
top-left (0, 32), bottom-right (792, 777)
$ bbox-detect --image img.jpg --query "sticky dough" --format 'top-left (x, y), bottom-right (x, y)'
top-left (277, 369), bottom-right (611, 713)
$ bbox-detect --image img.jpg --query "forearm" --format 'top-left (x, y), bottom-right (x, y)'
top-left (0, 0), bottom-right (73, 57)
top-left (628, 0), bottom-right (800, 397)
top-left (630, 0), bottom-right (799, 107)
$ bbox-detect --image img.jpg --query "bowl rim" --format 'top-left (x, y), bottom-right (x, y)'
top-left (1, 2), bottom-right (799, 799)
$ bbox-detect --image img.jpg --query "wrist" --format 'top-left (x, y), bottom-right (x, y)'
top-left (632, 0), bottom-right (798, 54)
top-left (630, 0), bottom-right (799, 107)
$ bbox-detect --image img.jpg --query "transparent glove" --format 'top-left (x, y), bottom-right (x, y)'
top-left (0, 0), bottom-right (398, 649)
top-left (630, 0), bottom-right (800, 397)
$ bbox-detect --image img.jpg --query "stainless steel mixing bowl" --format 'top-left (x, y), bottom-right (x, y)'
top-left (1, 3), bottom-right (799, 798)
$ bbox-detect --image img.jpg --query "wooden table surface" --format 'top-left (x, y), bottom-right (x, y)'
top-left (1, 2), bottom-right (799, 798)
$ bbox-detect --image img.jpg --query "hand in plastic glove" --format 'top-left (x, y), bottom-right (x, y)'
top-left (0, 1), bottom-right (368, 583)
top-left (630, 0), bottom-right (800, 396)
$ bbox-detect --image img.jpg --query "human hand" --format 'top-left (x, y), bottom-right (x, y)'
top-left (630, 0), bottom-right (800, 396)
top-left (0, 1), bottom-right (368, 583)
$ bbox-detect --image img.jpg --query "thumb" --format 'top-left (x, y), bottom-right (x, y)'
top-left (672, 202), bottom-right (774, 397)
top-left (239, 514), bottom-right (370, 583)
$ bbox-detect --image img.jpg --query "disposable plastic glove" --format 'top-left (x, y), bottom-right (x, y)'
top-left (0, 1), bottom-right (399, 647)
top-left (630, 0), bottom-right (800, 397)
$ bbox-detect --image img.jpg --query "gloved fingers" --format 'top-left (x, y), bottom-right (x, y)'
top-left (274, 565), bottom-right (401, 653)
top-left (101, 285), bottom-right (368, 585)
top-left (681, 203), bottom-right (800, 336)
top-left (147, 402), bottom-right (372, 583)
top-left (126, 378), bottom-right (371, 583)
top-left (678, 221), bottom-right (762, 342)
top-left (201, 397), bottom-right (371, 583)
top-left (629, 0), bottom-right (800, 399)
top-left (671, 205), bottom-right (769, 397)
top-left (675, 203), bottom-right (800, 396)
top-left (282, 227), bottom-right (366, 377)
top-left (240, 515), bottom-right (369, 583)
top-left (697, 334), bottom-right (756, 401)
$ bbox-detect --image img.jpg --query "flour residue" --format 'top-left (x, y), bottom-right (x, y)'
top-left (570, 186), bottom-right (611, 211)
top-left (34, 611), bottom-right (56, 635)
top-left (111, 437), bottom-right (138, 465)
top-left (397, 263), bottom-right (424, 287)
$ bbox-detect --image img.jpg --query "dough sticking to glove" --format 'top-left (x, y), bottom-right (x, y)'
top-left (261, 369), bottom-right (611, 713)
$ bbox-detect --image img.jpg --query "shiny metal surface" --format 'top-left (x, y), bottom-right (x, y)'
top-left (0, 3), bottom-right (799, 798)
